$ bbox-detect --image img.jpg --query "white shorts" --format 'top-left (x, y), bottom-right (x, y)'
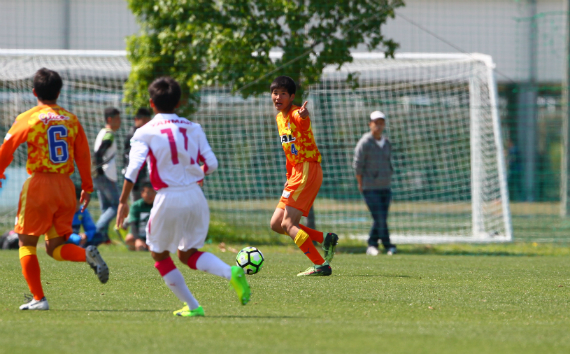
top-left (145, 184), bottom-right (210, 253)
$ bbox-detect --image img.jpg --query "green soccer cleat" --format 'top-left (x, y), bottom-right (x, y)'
top-left (230, 266), bottom-right (251, 305)
top-left (297, 261), bottom-right (332, 276)
top-left (322, 232), bottom-right (339, 263)
top-left (173, 304), bottom-right (205, 317)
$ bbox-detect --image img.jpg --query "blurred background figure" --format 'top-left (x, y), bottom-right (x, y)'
top-left (93, 107), bottom-right (121, 243)
top-left (124, 182), bottom-right (155, 251)
top-left (67, 186), bottom-right (103, 247)
top-left (353, 111), bottom-right (396, 256)
top-left (123, 107), bottom-right (152, 202)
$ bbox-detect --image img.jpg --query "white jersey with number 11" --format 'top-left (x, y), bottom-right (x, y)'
top-left (124, 113), bottom-right (218, 189)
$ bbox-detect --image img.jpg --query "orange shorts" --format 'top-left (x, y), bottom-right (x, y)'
top-left (277, 161), bottom-right (322, 217)
top-left (14, 172), bottom-right (76, 239)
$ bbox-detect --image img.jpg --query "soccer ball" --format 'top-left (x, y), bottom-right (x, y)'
top-left (236, 247), bottom-right (264, 275)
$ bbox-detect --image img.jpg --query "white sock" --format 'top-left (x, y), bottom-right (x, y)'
top-left (162, 268), bottom-right (200, 310)
top-left (195, 252), bottom-right (232, 280)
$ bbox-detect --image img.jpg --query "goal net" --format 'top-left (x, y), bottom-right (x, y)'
top-left (0, 50), bottom-right (512, 243)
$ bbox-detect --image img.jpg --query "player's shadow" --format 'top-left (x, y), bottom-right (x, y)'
top-left (338, 246), bottom-right (532, 257)
top-left (338, 274), bottom-right (411, 278)
top-left (208, 315), bottom-right (304, 319)
top-left (58, 309), bottom-right (170, 313)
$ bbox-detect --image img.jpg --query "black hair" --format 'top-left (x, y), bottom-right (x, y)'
top-left (148, 77), bottom-right (181, 112)
top-left (104, 107), bottom-right (120, 123)
top-left (135, 107), bottom-right (152, 118)
top-left (33, 68), bottom-right (63, 101)
top-left (270, 76), bottom-right (296, 95)
top-left (141, 182), bottom-right (154, 190)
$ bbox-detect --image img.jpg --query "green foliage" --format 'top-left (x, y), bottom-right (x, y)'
top-left (125, 0), bottom-right (405, 116)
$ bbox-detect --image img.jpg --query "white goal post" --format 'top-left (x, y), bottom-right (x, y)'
top-left (0, 49), bottom-right (512, 243)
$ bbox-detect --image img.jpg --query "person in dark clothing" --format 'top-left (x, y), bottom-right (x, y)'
top-left (123, 107), bottom-right (152, 201)
top-left (353, 111), bottom-right (396, 256)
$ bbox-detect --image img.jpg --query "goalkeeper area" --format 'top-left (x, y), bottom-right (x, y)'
top-left (0, 50), bottom-right (511, 244)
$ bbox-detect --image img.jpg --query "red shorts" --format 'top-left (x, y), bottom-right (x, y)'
top-left (14, 172), bottom-right (76, 239)
top-left (277, 162), bottom-right (322, 217)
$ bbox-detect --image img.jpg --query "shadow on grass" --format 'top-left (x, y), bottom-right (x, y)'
top-left (57, 310), bottom-right (304, 319)
top-left (337, 244), bottom-right (570, 257)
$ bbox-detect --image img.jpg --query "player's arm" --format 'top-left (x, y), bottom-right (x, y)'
top-left (74, 123), bottom-right (94, 211)
top-left (117, 138), bottom-right (149, 228)
top-left (197, 126), bottom-right (218, 175)
top-left (0, 117), bottom-right (30, 187)
top-left (291, 101), bottom-right (311, 131)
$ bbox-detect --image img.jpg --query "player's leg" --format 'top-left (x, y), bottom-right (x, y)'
top-left (281, 206), bottom-right (330, 277)
top-left (270, 208), bottom-right (287, 235)
top-left (178, 188), bottom-right (250, 305)
top-left (51, 178), bottom-right (109, 283)
top-left (14, 175), bottom-right (52, 309)
top-left (18, 234), bottom-right (48, 310)
top-left (152, 250), bottom-right (204, 316)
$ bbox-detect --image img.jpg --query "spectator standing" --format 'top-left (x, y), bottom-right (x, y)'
top-left (353, 111), bottom-right (397, 256)
top-left (123, 107), bottom-right (152, 201)
top-left (94, 107), bottom-right (121, 242)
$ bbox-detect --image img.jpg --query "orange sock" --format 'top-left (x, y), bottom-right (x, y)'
top-left (52, 244), bottom-right (86, 262)
top-left (294, 230), bottom-right (325, 265)
top-left (19, 246), bottom-right (44, 300)
top-left (299, 224), bottom-right (324, 243)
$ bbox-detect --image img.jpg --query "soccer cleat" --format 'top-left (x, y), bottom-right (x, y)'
top-left (230, 266), bottom-right (251, 305)
top-left (366, 246), bottom-right (379, 256)
top-left (86, 246), bottom-right (109, 284)
top-left (322, 232), bottom-right (339, 263)
top-left (173, 304), bottom-right (205, 317)
top-left (387, 246), bottom-right (397, 256)
top-left (19, 296), bottom-right (49, 310)
top-left (297, 261), bottom-right (332, 276)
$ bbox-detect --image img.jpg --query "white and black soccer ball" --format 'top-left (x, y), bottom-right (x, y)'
top-left (236, 246), bottom-right (264, 275)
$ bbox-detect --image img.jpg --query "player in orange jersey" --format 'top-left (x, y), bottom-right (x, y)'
top-left (0, 68), bottom-right (109, 311)
top-left (268, 76), bottom-right (339, 276)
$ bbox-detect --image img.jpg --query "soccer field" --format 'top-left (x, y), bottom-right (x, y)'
top-left (0, 245), bottom-right (569, 354)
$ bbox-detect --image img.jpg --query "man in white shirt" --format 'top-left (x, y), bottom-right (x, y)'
top-left (116, 77), bottom-right (250, 317)
top-left (93, 107), bottom-right (121, 243)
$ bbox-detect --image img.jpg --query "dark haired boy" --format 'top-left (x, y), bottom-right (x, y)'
top-left (268, 76), bottom-right (338, 276)
top-left (93, 107), bottom-right (121, 242)
top-left (116, 76), bottom-right (251, 317)
top-left (0, 68), bottom-right (108, 310)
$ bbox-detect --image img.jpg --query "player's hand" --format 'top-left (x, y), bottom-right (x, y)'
top-left (284, 181), bottom-right (288, 188)
top-left (80, 190), bottom-right (91, 212)
top-left (116, 202), bottom-right (130, 230)
top-left (298, 101), bottom-right (310, 119)
top-left (197, 179), bottom-right (204, 187)
top-left (79, 233), bottom-right (87, 246)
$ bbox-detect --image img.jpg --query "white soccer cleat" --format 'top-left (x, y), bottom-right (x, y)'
top-left (19, 296), bottom-right (49, 310)
top-left (86, 246), bottom-right (109, 284)
top-left (366, 246), bottom-right (379, 256)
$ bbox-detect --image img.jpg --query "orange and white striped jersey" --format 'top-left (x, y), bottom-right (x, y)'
top-left (276, 105), bottom-right (322, 178)
top-left (0, 104), bottom-right (93, 193)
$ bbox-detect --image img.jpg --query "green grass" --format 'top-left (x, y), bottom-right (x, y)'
top-left (0, 245), bottom-right (569, 354)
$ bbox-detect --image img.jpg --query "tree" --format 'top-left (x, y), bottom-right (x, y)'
top-left (125, 0), bottom-right (404, 115)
